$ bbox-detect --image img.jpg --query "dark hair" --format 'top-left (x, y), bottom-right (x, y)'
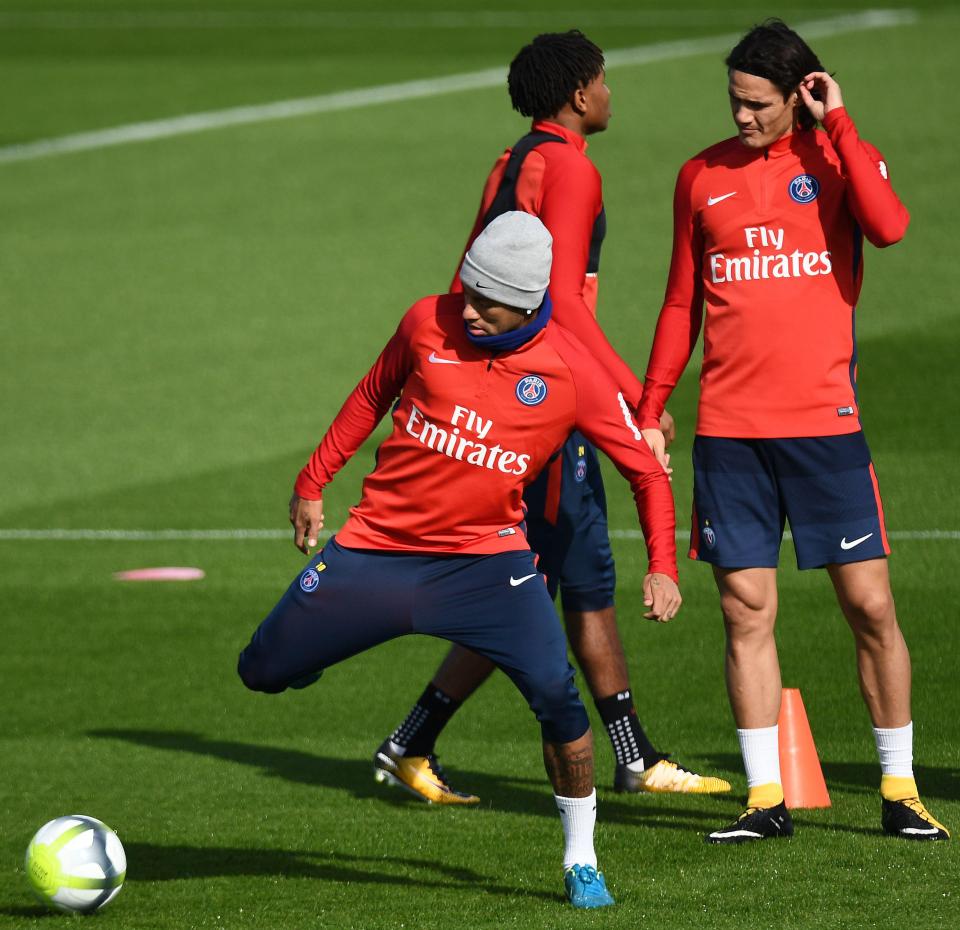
top-left (726, 19), bottom-right (825, 130)
top-left (508, 30), bottom-right (605, 120)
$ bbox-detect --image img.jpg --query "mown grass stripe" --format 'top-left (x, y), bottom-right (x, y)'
top-left (0, 528), bottom-right (955, 541)
top-left (0, 9), bottom-right (915, 165)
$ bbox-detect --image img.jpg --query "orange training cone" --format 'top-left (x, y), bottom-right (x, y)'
top-left (778, 688), bottom-right (831, 809)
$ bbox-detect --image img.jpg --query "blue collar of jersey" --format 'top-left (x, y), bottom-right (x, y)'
top-left (464, 291), bottom-right (552, 354)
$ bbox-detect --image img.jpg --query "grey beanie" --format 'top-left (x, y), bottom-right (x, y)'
top-left (459, 211), bottom-right (553, 311)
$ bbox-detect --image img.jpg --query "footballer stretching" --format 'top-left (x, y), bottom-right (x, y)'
top-left (239, 213), bottom-right (681, 908)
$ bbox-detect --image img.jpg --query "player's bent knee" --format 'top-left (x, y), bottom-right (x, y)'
top-left (529, 674), bottom-right (590, 744)
top-left (237, 649), bottom-right (291, 694)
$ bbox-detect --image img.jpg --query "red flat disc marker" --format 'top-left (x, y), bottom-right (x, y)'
top-left (113, 567), bottom-right (205, 582)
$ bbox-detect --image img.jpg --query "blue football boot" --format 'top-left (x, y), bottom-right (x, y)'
top-left (564, 864), bottom-right (615, 909)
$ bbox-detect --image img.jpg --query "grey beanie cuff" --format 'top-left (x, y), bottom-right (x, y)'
top-left (459, 211), bottom-right (553, 310)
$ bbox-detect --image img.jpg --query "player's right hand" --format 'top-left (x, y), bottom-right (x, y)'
top-left (290, 494), bottom-right (324, 554)
top-left (642, 573), bottom-right (682, 622)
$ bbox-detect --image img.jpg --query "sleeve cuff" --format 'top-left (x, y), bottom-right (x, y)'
top-left (822, 106), bottom-right (849, 132)
top-left (648, 562), bottom-right (680, 584)
top-left (294, 470), bottom-right (324, 500)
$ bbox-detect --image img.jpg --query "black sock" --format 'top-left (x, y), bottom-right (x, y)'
top-left (594, 690), bottom-right (660, 768)
top-left (390, 684), bottom-right (462, 757)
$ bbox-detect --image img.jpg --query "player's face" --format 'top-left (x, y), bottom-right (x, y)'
top-left (582, 71), bottom-right (611, 134)
top-left (462, 287), bottom-right (532, 336)
top-left (728, 70), bottom-right (798, 148)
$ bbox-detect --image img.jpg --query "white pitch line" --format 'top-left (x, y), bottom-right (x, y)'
top-left (0, 9), bottom-right (916, 166)
top-left (0, 10), bottom-right (868, 30)
top-left (609, 529), bottom-right (960, 542)
top-left (0, 528), bottom-right (955, 542)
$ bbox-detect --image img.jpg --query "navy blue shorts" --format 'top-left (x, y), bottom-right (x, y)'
top-left (690, 433), bottom-right (890, 570)
top-left (523, 431), bottom-right (616, 612)
top-left (238, 538), bottom-right (589, 744)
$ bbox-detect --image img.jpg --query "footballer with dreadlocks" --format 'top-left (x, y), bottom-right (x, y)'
top-left (373, 30), bottom-right (731, 804)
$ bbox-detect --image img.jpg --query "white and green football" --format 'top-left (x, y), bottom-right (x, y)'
top-left (25, 815), bottom-right (126, 913)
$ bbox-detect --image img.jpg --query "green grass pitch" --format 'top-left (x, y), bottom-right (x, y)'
top-left (1, 2), bottom-right (959, 927)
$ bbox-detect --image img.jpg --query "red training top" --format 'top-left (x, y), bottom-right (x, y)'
top-left (452, 119), bottom-right (646, 411)
top-left (639, 108), bottom-right (909, 438)
top-left (296, 294), bottom-right (677, 580)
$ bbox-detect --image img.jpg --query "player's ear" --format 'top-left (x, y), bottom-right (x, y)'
top-left (570, 85), bottom-right (588, 115)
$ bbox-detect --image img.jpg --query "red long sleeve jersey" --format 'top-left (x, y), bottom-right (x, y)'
top-left (295, 294), bottom-right (677, 580)
top-left (639, 108), bottom-right (909, 438)
top-left (451, 120), bottom-right (646, 410)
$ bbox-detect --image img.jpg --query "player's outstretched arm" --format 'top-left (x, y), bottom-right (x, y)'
top-left (643, 572), bottom-right (682, 622)
top-left (294, 303), bottom-right (424, 507)
top-left (289, 494), bottom-right (325, 554)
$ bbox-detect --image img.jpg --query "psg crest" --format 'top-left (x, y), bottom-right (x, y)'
top-left (574, 457), bottom-right (588, 483)
top-left (516, 375), bottom-right (548, 406)
top-left (788, 174), bottom-right (819, 203)
top-left (702, 525), bottom-right (717, 549)
top-left (299, 568), bottom-right (321, 593)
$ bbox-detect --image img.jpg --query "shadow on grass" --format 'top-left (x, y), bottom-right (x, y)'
top-left (90, 729), bottom-right (729, 832)
top-left (705, 753), bottom-right (960, 802)
top-left (821, 760), bottom-right (960, 803)
top-left (0, 906), bottom-right (61, 919)
top-left (122, 842), bottom-right (560, 901)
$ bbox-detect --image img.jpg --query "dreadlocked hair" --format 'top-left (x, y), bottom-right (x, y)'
top-left (726, 19), bottom-right (826, 131)
top-left (508, 30), bottom-right (605, 120)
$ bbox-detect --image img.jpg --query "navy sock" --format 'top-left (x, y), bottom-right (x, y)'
top-left (390, 684), bottom-right (462, 757)
top-left (594, 690), bottom-right (659, 767)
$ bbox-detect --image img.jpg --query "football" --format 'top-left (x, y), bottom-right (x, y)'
top-left (25, 815), bottom-right (126, 914)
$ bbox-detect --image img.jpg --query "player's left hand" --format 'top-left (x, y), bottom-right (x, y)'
top-left (659, 409), bottom-right (677, 447)
top-left (799, 71), bottom-right (844, 124)
top-left (290, 493), bottom-right (324, 554)
top-left (642, 572), bottom-right (681, 622)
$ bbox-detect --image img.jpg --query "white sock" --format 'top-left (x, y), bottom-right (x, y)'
top-left (554, 790), bottom-right (597, 870)
top-left (874, 722), bottom-right (913, 778)
top-left (737, 726), bottom-right (781, 787)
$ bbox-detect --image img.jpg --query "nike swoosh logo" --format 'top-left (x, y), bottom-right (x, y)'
top-left (474, 280), bottom-right (492, 289)
top-left (707, 191), bottom-right (737, 206)
top-left (840, 533), bottom-right (874, 550)
top-left (509, 573), bottom-right (537, 587)
top-left (427, 351), bottom-right (460, 365)
top-left (903, 827), bottom-right (941, 835)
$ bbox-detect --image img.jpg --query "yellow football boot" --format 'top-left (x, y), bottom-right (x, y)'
top-left (373, 741), bottom-right (479, 805)
top-left (615, 757), bottom-right (732, 794)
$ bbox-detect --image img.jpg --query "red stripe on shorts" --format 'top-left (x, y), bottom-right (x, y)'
top-left (868, 462), bottom-right (891, 554)
top-left (688, 500), bottom-right (700, 560)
